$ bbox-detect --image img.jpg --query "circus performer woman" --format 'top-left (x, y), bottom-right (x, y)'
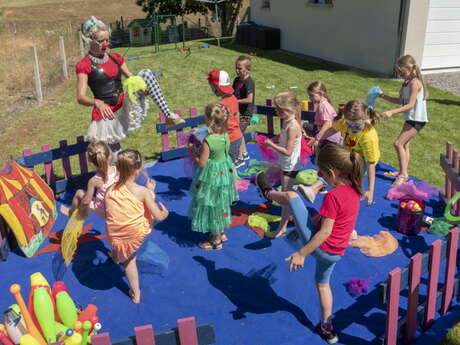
top-left (76, 16), bottom-right (184, 151)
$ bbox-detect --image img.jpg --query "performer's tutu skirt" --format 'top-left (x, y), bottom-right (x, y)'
top-left (85, 94), bottom-right (149, 144)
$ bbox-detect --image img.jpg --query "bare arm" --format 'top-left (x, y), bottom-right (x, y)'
top-left (318, 126), bottom-right (339, 141)
top-left (76, 73), bottom-right (114, 119)
top-left (266, 124), bottom-right (299, 156)
top-left (380, 93), bottom-right (402, 105)
top-left (196, 141), bottom-right (210, 168)
top-left (382, 81), bottom-right (421, 117)
top-left (285, 217), bottom-right (334, 271)
top-left (366, 162), bottom-right (376, 206)
top-left (143, 188), bottom-right (169, 222)
top-left (237, 92), bottom-right (254, 105)
top-left (315, 120), bottom-right (332, 140)
top-left (120, 62), bottom-right (134, 78)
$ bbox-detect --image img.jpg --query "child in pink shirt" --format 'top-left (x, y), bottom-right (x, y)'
top-left (304, 81), bottom-right (341, 151)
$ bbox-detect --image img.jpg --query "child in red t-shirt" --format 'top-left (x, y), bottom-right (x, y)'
top-left (208, 70), bottom-right (244, 167)
top-left (255, 144), bottom-right (363, 344)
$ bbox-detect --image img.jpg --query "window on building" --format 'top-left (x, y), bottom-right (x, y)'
top-left (308, 0), bottom-right (333, 5)
top-left (261, 0), bottom-right (270, 9)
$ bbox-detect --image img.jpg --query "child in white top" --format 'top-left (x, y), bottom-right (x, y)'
top-left (263, 92), bottom-right (302, 238)
top-left (379, 55), bottom-right (428, 186)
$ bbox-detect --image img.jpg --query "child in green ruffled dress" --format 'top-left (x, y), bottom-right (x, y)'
top-left (188, 102), bottom-right (239, 250)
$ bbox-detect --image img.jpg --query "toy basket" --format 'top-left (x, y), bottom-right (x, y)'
top-left (397, 198), bottom-right (425, 235)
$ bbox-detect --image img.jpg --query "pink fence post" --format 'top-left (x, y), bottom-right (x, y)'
top-left (177, 317), bottom-right (199, 345)
top-left (446, 142), bottom-right (453, 200)
top-left (175, 110), bottom-right (186, 147)
top-left (424, 240), bottom-right (442, 329)
top-left (41, 144), bottom-right (54, 185)
top-left (405, 253), bottom-right (422, 343)
top-left (134, 325), bottom-right (156, 345)
top-left (77, 136), bottom-right (88, 174)
top-left (266, 99), bottom-right (274, 136)
top-left (91, 333), bottom-right (112, 345)
top-left (189, 107), bottom-right (198, 129)
top-left (441, 227), bottom-right (459, 315)
top-left (385, 268), bottom-right (401, 345)
top-left (22, 149), bottom-right (32, 166)
top-left (453, 150), bottom-right (460, 215)
top-left (59, 140), bottom-right (72, 179)
top-left (159, 112), bottom-right (170, 151)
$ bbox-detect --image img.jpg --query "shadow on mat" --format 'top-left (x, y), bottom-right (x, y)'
top-left (193, 256), bottom-right (313, 330)
top-left (152, 175), bottom-right (191, 201)
top-left (333, 288), bottom-right (387, 344)
top-left (155, 211), bottom-right (204, 247)
top-left (72, 240), bottom-right (129, 295)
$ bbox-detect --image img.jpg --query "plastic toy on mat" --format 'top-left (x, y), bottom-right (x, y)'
top-left (349, 231), bottom-right (398, 257)
top-left (397, 198), bottom-right (425, 235)
top-left (61, 209), bottom-right (86, 266)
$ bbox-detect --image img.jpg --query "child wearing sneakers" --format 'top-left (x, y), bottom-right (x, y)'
top-left (208, 69), bottom-right (244, 168)
top-left (255, 144), bottom-right (364, 344)
top-left (233, 55), bottom-right (256, 162)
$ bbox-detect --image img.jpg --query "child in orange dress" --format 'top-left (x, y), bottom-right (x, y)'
top-left (105, 149), bottom-right (169, 303)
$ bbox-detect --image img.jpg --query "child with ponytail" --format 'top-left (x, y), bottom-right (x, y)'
top-left (105, 149), bottom-right (169, 303)
top-left (60, 141), bottom-right (118, 218)
top-left (379, 54), bottom-right (428, 186)
top-left (301, 100), bottom-right (380, 206)
top-left (255, 144), bottom-right (364, 344)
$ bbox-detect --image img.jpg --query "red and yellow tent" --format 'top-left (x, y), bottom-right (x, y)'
top-left (0, 161), bottom-right (56, 257)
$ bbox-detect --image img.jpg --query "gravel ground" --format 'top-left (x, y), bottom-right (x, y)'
top-left (424, 72), bottom-right (460, 96)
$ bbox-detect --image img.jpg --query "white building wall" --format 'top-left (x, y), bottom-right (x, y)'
top-left (251, 0), bottom-right (402, 75)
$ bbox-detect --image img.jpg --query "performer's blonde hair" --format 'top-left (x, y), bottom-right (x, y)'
top-left (80, 16), bottom-right (111, 45)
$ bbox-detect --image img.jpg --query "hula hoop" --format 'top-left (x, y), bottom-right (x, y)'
top-left (444, 191), bottom-right (460, 223)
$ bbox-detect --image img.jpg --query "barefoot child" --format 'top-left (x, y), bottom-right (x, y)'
top-left (189, 102), bottom-right (239, 250)
top-left (379, 54), bottom-right (428, 186)
top-left (61, 141), bottom-right (118, 218)
top-left (262, 92), bottom-right (302, 238)
top-left (255, 144), bottom-right (364, 344)
top-left (105, 149), bottom-right (169, 303)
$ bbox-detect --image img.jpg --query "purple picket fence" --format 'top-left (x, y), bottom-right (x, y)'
top-left (155, 100), bottom-right (315, 161)
top-left (383, 141), bottom-right (460, 344)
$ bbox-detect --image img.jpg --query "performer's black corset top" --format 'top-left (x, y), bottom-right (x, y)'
top-left (88, 54), bottom-right (122, 105)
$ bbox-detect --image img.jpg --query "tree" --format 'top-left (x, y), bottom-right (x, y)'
top-left (135, 0), bottom-right (243, 36)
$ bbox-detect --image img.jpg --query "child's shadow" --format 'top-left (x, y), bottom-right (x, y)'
top-left (152, 175), bottom-right (191, 201)
top-left (155, 211), bottom-right (203, 248)
top-left (193, 256), bottom-right (313, 330)
top-left (71, 239), bottom-right (129, 295)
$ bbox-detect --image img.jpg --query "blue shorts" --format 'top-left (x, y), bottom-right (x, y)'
top-left (288, 196), bottom-right (342, 284)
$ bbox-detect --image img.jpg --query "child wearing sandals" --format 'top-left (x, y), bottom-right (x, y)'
top-left (105, 150), bottom-right (169, 303)
top-left (262, 92), bottom-right (302, 238)
top-left (188, 102), bottom-right (239, 250)
top-left (60, 141), bottom-right (118, 218)
top-left (379, 55), bottom-right (428, 186)
top-left (255, 144), bottom-right (364, 344)
top-left (301, 100), bottom-right (380, 206)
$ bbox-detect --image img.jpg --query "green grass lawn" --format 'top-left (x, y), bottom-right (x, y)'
top-left (1, 40), bottom-right (460, 188)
